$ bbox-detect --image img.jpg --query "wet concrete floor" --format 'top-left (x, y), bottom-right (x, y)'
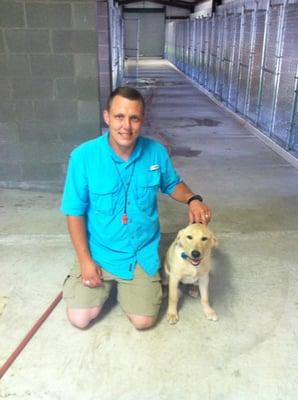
top-left (1, 59), bottom-right (298, 399)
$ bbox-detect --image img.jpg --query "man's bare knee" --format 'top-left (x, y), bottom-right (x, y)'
top-left (68, 317), bottom-right (90, 329)
top-left (67, 306), bottom-right (102, 329)
top-left (128, 315), bottom-right (157, 330)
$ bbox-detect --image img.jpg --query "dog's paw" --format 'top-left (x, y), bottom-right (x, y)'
top-left (204, 308), bottom-right (218, 321)
top-left (167, 312), bottom-right (179, 325)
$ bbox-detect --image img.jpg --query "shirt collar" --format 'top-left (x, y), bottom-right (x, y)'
top-left (104, 131), bottom-right (143, 165)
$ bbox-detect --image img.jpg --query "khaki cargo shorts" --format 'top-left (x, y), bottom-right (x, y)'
top-left (63, 262), bottom-right (162, 317)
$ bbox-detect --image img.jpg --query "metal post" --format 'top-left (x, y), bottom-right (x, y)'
top-left (173, 22), bottom-right (176, 65)
top-left (227, 12), bottom-right (238, 106)
top-left (196, 18), bottom-right (202, 82)
top-left (209, 14), bottom-right (215, 92)
top-left (205, 17), bottom-right (210, 88)
top-left (219, 10), bottom-right (228, 100)
top-left (235, 5), bottom-right (245, 112)
top-left (136, 18), bottom-right (140, 82)
top-left (286, 63), bottom-right (298, 150)
top-left (199, 17), bottom-right (204, 85)
top-left (175, 22), bottom-right (178, 67)
top-left (190, 19), bottom-right (196, 79)
top-left (185, 20), bottom-right (189, 74)
top-left (176, 22), bottom-right (179, 66)
top-left (196, 18), bottom-right (201, 82)
top-left (193, 18), bottom-right (198, 80)
top-left (120, 16), bottom-right (124, 84)
top-left (244, 0), bottom-right (258, 117)
top-left (176, 22), bottom-right (180, 69)
top-left (206, 14), bottom-right (214, 90)
top-left (182, 21), bottom-right (184, 70)
top-left (270, 0), bottom-right (288, 136)
top-left (256, 0), bottom-right (271, 125)
top-left (176, 22), bottom-right (179, 68)
top-left (186, 19), bottom-right (190, 75)
top-left (215, 13), bottom-right (224, 96)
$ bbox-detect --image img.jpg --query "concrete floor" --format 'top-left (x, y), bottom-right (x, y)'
top-left (1, 59), bottom-right (298, 399)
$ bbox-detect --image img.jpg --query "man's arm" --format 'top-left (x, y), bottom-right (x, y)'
top-left (67, 216), bottom-right (102, 287)
top-left (170, 182), bottom-right (212, 225)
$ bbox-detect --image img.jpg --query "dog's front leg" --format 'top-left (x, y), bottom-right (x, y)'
top-left (167, 275), bottom-right (180, 324)
top-left (198, 275), bottom-right (218, 321)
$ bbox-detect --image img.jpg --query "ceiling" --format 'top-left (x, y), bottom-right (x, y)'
top-left (117, 0), bottom-right (222, 13)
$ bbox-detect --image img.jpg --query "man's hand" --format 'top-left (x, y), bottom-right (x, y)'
top-left (188, 200), bottom-right (211, 225)
top-left (80, 259), bottom-right (102, 288)
top-left (169, 182), bottom-right (212, 225)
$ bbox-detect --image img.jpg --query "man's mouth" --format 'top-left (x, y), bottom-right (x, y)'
top-left (119, 132), bottom-right (132, 137)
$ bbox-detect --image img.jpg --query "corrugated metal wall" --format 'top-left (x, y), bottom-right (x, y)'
top-left (109, 4), bottom-right (124, 89)
top-left (165, 0), bottom-right (298, 155)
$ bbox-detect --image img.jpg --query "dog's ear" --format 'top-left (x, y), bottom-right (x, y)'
top-left (175, 228), bottom-right (185, 241)
top-left (174, 228), bottom-right (185, 247)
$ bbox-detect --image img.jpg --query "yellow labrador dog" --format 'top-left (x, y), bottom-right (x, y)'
top-left (163, 223), bottom-right (218, 324)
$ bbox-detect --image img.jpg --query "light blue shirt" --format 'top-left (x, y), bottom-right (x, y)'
top-left (61, 132), bottom-right (181, 279)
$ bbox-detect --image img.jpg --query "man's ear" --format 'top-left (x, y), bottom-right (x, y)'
top-left (103, 110), bottom-right (110, 126)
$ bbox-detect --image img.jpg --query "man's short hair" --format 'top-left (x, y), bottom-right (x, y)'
top-left (106, 86), bottom-right (145, 112)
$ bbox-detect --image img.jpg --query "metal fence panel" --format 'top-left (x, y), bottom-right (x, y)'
top-left (164, 0), bottom-right (298, 156)
top-left (247, 10), bottom-right (266, 122)
top-left (237, 11), bottom-right (253, 114)
top-left (258, 5), bottom-right (280, 132)
top-left (274, 3), bottom-right (298, 148)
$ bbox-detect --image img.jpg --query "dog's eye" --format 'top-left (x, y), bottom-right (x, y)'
top-left (187, 235), bottom-right (193, 240)
top-left (202, 237), bottom-right (208, 241)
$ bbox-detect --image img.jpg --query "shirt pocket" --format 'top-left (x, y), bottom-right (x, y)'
top-left (136, 170), bottom-right (161, 211)
top-left (90, 183), bottom-right (119, 216)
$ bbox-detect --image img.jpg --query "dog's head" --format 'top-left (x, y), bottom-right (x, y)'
top-left (175, 223), bottom-right (218, 266)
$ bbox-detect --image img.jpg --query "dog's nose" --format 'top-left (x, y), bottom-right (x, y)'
top-left (191, 250), bottom-right (201, 259)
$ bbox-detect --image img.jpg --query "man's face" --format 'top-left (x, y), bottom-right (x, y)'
top-left (103, 95), bottom-right (144, 156)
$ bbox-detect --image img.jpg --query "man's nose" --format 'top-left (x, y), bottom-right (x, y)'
top-left (122, 117), bottom-right (131, 131)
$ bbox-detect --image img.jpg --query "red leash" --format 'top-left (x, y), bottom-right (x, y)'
top-left (0, 291), bottom-right (63, 380)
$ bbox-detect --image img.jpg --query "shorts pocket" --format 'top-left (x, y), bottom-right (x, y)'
top-left (62, 273), bottom-right (112, 307)
top-left (62, 274), bottom-right (77, 300)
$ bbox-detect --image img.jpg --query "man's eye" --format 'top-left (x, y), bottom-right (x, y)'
top-left (115, 115), bottom-right (123, 120)
top-left (187, 235), bottom-right (193, 240)
top-left (131, 117), bottom-right (140, 122)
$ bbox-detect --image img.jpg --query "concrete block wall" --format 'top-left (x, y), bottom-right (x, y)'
top-left (0, 0), bottom-right (100, 191)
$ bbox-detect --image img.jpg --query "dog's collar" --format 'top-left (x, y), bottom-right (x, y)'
top-left (181, 252), bottom-right (201, 267)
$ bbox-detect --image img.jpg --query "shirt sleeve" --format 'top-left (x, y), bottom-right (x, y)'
top-left (60, 148), bottom-right (89, 216)
top-left (159, 146), bottom-right (182, 195)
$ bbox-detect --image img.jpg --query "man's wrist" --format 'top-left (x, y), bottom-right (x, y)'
top-left (187, 194), bottom-right (203, 205)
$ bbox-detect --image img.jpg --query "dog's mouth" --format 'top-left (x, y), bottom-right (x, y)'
top-left (181, 252), bottom-right (202, 266)
top-left (190, 258), bottom-right (201, 266)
